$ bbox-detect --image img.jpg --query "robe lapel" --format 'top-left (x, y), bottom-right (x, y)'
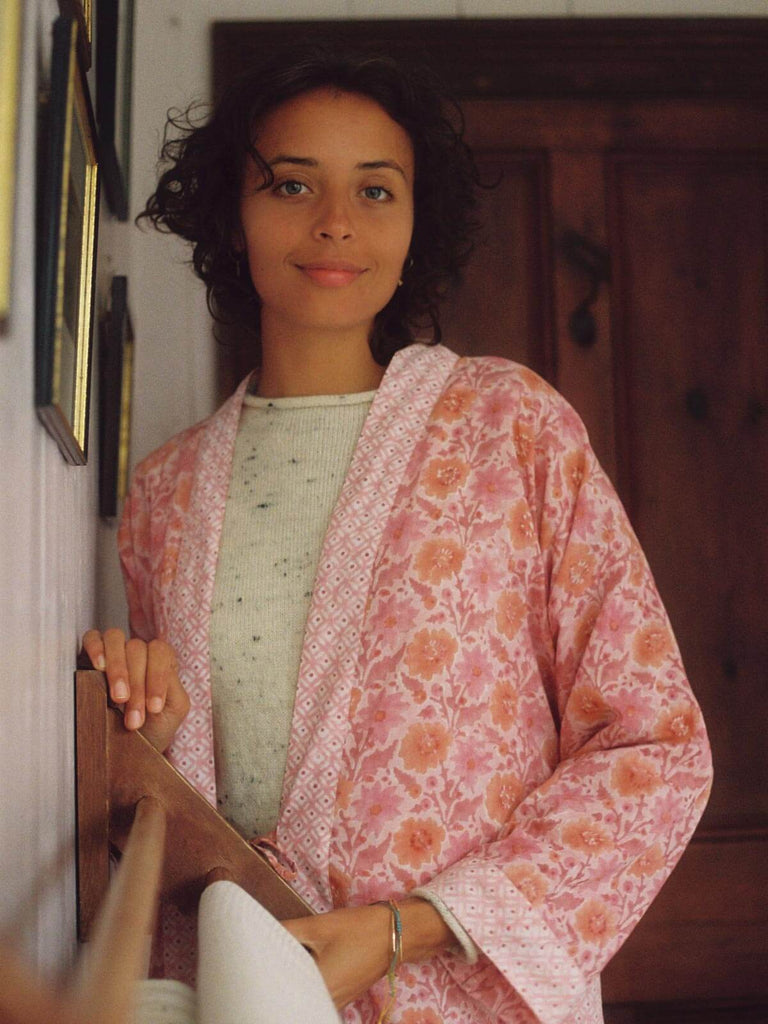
top-left (277, 343), bottom-right (460, 909)
top-left (165, 376), bottom-right (252, 805)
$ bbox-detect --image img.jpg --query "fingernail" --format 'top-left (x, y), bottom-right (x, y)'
top-left (113, 680), bottom-right (129, 701)
top-left (147, 696), bottom-right (163, 714)
top-left (96, 655), bottom-right (106, 671)
top-left (125, 710), bottom-right (142, 730)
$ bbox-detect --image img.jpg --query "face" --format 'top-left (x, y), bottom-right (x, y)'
top-left (239, 88), bottom-right (415, 345)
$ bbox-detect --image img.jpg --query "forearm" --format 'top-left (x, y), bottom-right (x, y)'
top-left (398, 896), bottom-right (455, 963)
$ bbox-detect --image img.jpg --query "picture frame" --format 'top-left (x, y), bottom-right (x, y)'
top-left (99, 276), bottom-right (134, 518)
top-left (58, 0), bottom-right (92, 69)
top-left (96, 0), bottom-right (135, 219)
top-left (36, 16), bottom-right (99, 465)
top-left (0, 0), bottom-right (22, 329)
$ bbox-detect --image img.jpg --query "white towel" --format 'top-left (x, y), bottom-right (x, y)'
top-left (133, 979), bottom-right (197, 1024)
top-left (197, 881), bottom-right (341, 1024)
top-left (133, 882), bottom-right (340, 1024)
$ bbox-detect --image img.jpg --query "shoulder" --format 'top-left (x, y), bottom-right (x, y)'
top-left (436, 350), bottom-right (589, 448)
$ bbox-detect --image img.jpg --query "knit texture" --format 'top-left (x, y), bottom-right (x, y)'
top-left (209, 390), bottom-right (374, 838)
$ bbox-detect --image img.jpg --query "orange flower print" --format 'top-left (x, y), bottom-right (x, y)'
top-left (558, 543), bottom-right (596, 597)
top-left (570, 684), bottom-right (613, 729)
top-left (505, 862), bottom-right (549, 906)
top-left (513, 423), bottom-right (534, 462)
top-left (392, 818), bottom-right (446, 870)
top-left (400, 722), bottom-right (451, 772)
top-left (414, 538), bottom-right (465, 585)
top-left (507, 500), bottom-right (537, 549)
top-left (611, 750), bottom-right (662, 797)
top-left (329, 863), bottom-right (351, 906)
top-left (405, 629), bottom-right (458, 680)
top-left (562, 816), bottom-right (614, 855)
top-left (400, 1009), bottom-right (442, 1024)
top-left (629, 843), bottom-right (666, 878)
top-left (485, 772), bottom-right (523, 823)
top-left (433, 386), bottom-right (477, 422)
top-left (563, 450), bottom-right (586, 495)
top-left (496, 591), bottom-right (527, 640)
top-left (575, 898), bottom-right (617, 946)
top-left (423, 457), bottom-right (470, 499)
top-left (633, 623), bottom-right (674, 667)
top-left (490, 679), bottom-right (518, 730)
top-left (654, 701), bottom-right (698, 745)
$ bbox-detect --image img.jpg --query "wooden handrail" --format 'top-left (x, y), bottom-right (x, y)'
top-left (75, 669), bottom-right (310, 940)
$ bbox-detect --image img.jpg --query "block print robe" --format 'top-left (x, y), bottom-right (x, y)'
top-left (118, 343), bottom-right (713, 1023)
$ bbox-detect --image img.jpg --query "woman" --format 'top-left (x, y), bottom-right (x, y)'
top-left (84, 48), bottom-right (712, 1023)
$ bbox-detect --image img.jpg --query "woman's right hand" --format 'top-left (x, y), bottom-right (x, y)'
top-left (81, 629), bottom-right (190, 753)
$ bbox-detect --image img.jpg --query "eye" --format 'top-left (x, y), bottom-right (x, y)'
top-left (362, 185), bottom-right (392, 202)
top-left (275, 180), bottom-right (309, 197)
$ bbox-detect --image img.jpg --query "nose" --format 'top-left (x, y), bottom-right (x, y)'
top-left (312, 191), bottom-right (354, 242)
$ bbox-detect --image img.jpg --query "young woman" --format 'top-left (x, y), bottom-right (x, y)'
top-left (83, 48), bottom-right (712, 1024)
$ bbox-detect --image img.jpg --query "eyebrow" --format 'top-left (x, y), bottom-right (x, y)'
top-left (268, 155), bottom-right (409, 180)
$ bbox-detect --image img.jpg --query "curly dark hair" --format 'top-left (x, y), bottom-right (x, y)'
top-left (139, 44), bottom-right (481, 365)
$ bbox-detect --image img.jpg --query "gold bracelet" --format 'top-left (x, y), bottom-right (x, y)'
top-left (375, 900), bottom-right (403, 1024)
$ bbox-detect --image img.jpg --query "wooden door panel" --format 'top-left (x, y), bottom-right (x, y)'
top-left (440, 153), bottom-right (554, 380)
top-left (608, 155), bottom-right (768, 829)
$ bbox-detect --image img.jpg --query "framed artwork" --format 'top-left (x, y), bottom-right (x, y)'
top-left (36, 17), bottom-right (99, 465)
top-left (99, 277), bottom-right (134, 518)
top-left (0, 0), bottom-right (22, 328)
top-left (58, 0), bottom-right (92, 69)
top-left (97, 0), bottom-right (134, 219)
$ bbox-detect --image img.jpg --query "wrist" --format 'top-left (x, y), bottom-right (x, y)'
top-left (397, 897), bottom-right (454, 963)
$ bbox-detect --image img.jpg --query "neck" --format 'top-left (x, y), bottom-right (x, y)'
top-left (256, 324), bottom-right (385, 398)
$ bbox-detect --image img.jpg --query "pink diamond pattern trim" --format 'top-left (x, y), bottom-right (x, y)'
top-left (276, 344), bottom-right (459, 909)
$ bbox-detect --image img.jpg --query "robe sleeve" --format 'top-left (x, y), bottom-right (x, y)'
top-left (415, 383), bottom-right (713, 1024)
top-left (117, 465), bottom-right (157, 642)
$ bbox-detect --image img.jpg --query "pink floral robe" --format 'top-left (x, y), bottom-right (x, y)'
top-left (118, 343), bottom-right (712, 1023)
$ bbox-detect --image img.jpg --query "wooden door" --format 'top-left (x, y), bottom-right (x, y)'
top-left (449, 97), bottom-right (768, 1020)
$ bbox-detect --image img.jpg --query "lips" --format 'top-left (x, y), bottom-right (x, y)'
top-left (296, 260), bottom-right (367, 287)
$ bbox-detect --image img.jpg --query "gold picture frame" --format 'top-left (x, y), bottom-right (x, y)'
top-left (36, 16), bottom-right (99, 464)
top-left (0, 0), bottom-right (22, 328)
top-left (99, 276), bottom-right (134, 518)
top-left (58, 0), bottom-right (92, 69)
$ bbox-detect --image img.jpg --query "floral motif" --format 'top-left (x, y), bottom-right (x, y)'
top-left (490, 679), bottom-right (519, 730)
top-left (495, 591), bottom-right (527, 640)
top-left (404, 628), bottom-right (458, 680)
top-left (575, 898), bottom-right (617, 946)
top-left (485, 772), bottom-right (523, 823)
top-left (400, 722), bottom-right (452, 772)
top-left (558, 543), bottom-right (597, 597)
top-left (432, 385), bottom-right (477, 422)
top-left (393, 817), bottom-right (446, 869)
top-left (629, 843), bottom-right (666, 877)
top-left (422, 456), bottom-right (470, 499)
top-left (633, 623), bottom-right (674, 667)
top-left (414, 538), bottom-right (466, 586)
top-left (562, 817), bottom-right (614, 855)
top-left (611, 751), bottom-right (662, 796)
top-left (654, 701), bottom-right (700, 745)
top-left (505, 862), bottom-right (549, 906)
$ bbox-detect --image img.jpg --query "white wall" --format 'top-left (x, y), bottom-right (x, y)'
top-left (0, 0), bottom-right (93, 975)
top-left (0, 0), bottom-right (134, 977)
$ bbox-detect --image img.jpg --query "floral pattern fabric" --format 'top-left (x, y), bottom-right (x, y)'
top-left (118, 344), bottom-right (712, 1023)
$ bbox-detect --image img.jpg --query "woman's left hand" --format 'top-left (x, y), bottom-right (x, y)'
top-left (282, 903), bottom-right (391, 1009)
top-left (282, 897), bottom-right (455, 1010)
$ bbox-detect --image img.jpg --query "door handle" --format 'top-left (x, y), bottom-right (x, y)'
top-left (560, 230), bottom-right (611, 348)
